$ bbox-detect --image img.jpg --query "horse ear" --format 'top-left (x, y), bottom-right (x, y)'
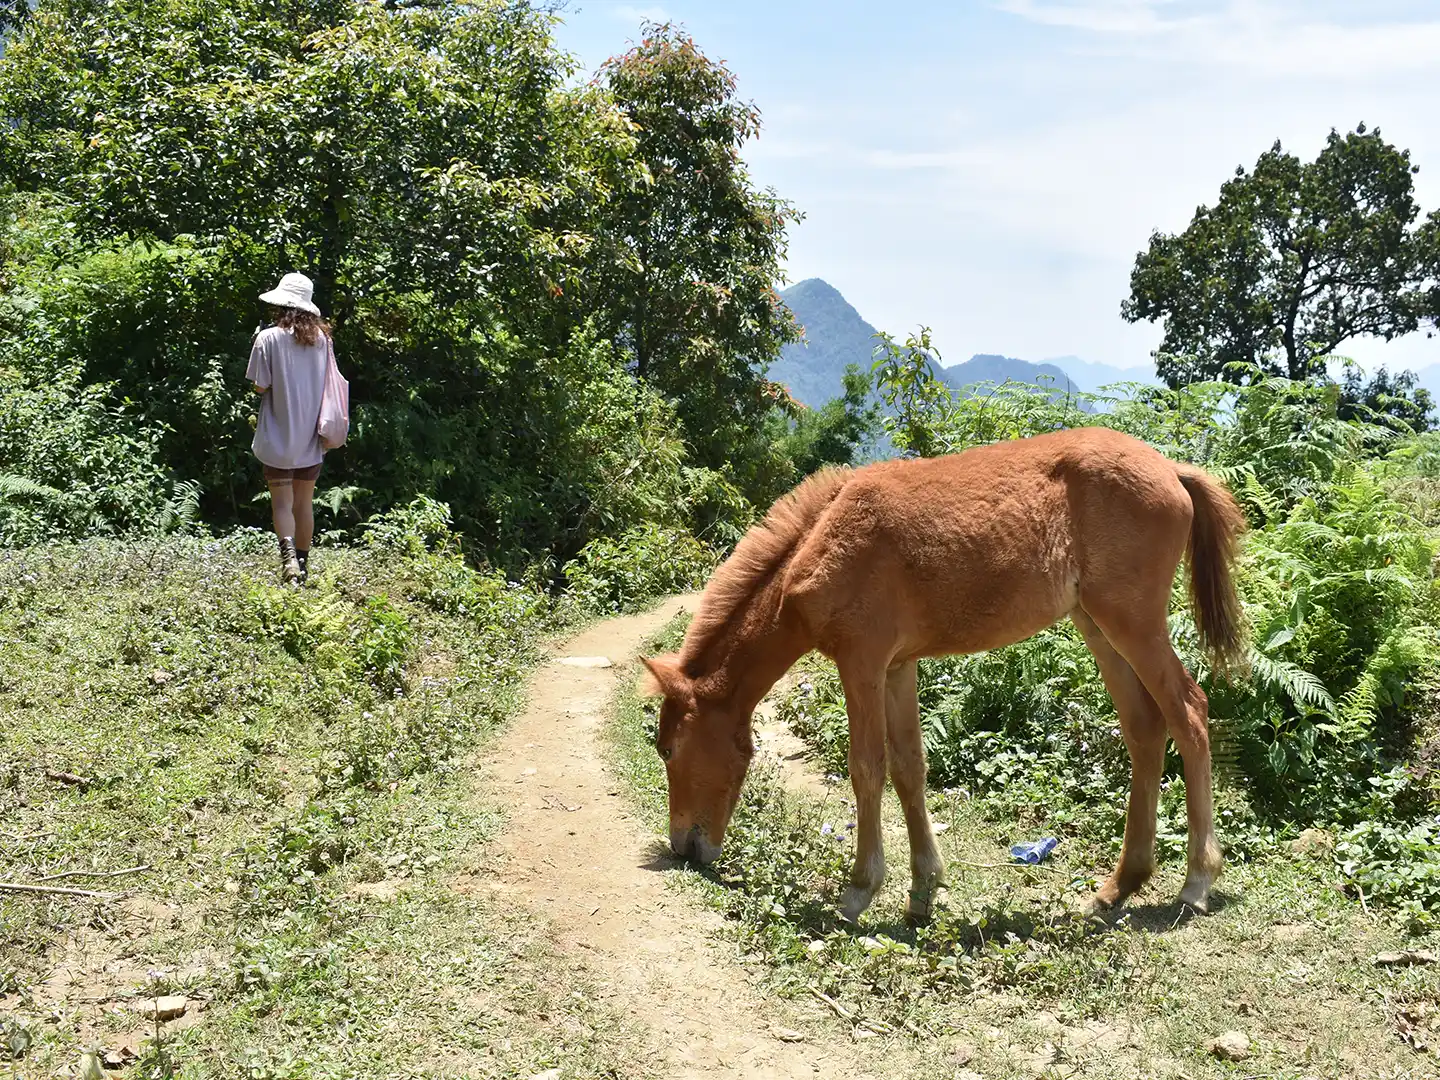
top-left (639, 653), bottom-right (689, 700)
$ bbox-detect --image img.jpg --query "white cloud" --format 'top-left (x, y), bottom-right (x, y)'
top-left (997, 0), bottom-right (1440, 77)
top-left (996, 0), bottom-right (1211, 37)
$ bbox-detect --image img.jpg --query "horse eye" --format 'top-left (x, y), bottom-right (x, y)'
top-left (658, 746), bottom-right (673, 762)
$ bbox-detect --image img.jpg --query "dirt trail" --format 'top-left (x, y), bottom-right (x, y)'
top-left (480, 596), bottom-right (881, 1079)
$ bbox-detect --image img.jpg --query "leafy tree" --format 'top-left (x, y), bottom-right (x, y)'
top-left (1337, 365), bottom-right (1435, 433)
top-left (0, 0), bottom-right (28, 39)
top-left (0, 0), bottom-right (626, 328)
top-left (768, 365), bottom-right (880, 477)
top-left (594, 23), bottom-right (801, 486)
top-left (0, 0), bottom-right (733, 562)
top-left (1123, 126), bottom-right (1434, 386)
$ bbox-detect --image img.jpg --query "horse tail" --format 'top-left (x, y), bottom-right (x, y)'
top-left (1175, 464), bottom-right (1248, 674)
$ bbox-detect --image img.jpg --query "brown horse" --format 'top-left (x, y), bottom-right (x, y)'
top-left (641, 427), bottom-right (1246, 924)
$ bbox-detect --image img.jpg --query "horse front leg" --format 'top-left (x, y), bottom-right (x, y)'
top-left (837, 661), bottom-right (888, 924)
top-left (885, 660), bottom-right (945, 924)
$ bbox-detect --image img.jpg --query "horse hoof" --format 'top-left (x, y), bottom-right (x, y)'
top-left (1087, 881), bottom-right (1125, 914)
top-left (1178, 881), bottom-right (1211, 914)
top-left (904, 890), bottom-right (934, 927)
top-left (839, 886), bottom-right (874, 925)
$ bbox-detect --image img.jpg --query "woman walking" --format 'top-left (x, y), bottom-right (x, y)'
top-left (247, 272), bottom-right (331, 585)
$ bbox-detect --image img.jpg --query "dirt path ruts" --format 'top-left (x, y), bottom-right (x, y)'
top-left (480, 596), bottom-right (880, 1079)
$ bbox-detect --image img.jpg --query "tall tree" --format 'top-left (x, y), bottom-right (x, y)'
top-left (0, 0), bottom-right (618, 328)
top-left (0, 0), bottom-right (680, 557)
top-left (595, 23), bottom-right (801, 483)
top-left (1123, 126), bottom-right (1434, 386)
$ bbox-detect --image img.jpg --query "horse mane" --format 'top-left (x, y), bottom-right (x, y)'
top-left (679, 466), bottom-right (851, 677)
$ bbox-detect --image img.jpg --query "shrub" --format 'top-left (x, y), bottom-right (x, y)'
top-left (562, 522), bottom-right (718, 614)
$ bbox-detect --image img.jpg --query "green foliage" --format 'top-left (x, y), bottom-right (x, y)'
top-left (768, 365), bottom-right (880, 476)
top-left (0, 361), bottom-right (174, 544)
top-left (1123, 125), bottom-right (1437, 385)
top-left (595, 22), bottom-right (802, 497)
top-left (562, 522), bottom-right (718, 614)
top-left (1338, 363), bottom-right (1436, 433)
top-left (0, 4), bottom-right (825, 566)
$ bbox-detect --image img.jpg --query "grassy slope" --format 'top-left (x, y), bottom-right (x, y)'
top-left (610, 615), bottom-right (1440, 1080)
top-left (0, 533), bottom-right (643, 1079)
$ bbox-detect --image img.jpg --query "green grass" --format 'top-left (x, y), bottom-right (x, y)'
top-left (608, 614), bottom-right (1440, 1080)
top-left (0, 529), bottom-right (643, 1079)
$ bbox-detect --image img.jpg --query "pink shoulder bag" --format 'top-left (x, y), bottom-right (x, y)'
top-left (317, 334), bottom-right (350, 450)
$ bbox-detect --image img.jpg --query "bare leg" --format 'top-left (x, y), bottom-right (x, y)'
top-left (1084, 607), bottom-right (1222, 912)
top-left (269, 479), bottom-right (296, 539)
top-left (293, 479), bottom-right (316, 551)
top-left (837, 660), bottom-right (888, 924)
top-left (884, 660), bottom-right (945, 924)
top-left (1073, 610), bottom-right (1167, 910)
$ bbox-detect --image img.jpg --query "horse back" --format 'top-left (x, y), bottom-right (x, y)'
top-left (781, 428), bottom-right (1193, 661)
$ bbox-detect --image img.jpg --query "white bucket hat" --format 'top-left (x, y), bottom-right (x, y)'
top-left (259, 272), bottom-right (321, 316)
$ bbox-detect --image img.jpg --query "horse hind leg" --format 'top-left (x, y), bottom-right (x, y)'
top-left (1083, 605), bottom-right (1223, 913)
top-left (1073, 610), bottom-right (1166, 910)
top-left (884, 660), bottom-right (945, 925)
top-left (836, 659), bottom-right (889, 924)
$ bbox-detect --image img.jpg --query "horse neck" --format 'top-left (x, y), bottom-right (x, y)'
top-left (706, 579), bottom-right (813, 720)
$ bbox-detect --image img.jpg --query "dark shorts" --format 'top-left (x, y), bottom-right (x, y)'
top-left (263, 462), bottom-right (322, 483)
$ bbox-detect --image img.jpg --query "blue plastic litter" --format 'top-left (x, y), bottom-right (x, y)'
top-left (1009, 837), bottom-right (1058, 864)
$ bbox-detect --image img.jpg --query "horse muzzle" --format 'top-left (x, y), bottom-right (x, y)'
top-left (670, 824), bottom-right (722, 865)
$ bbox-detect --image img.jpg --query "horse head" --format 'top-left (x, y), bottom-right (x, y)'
top-left (640, 653), bottom-right (753, 864)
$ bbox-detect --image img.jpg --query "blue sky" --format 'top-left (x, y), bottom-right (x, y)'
top-left (553, 0), bottom-right (1440, 376)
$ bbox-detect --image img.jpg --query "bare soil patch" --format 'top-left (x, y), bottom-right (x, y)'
top-left (480, 597), bottom-right (890, 1079)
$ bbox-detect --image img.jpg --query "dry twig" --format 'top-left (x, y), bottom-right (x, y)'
top-left (35, 864), bottom-right (151, 883)
top-left (0, 882), bottom-right (117, 899)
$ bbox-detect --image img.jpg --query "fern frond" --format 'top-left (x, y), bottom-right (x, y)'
top-left (0, 472), bottom-right (62, 503)
top-left (1246, 651), bottom-right (1337, 719)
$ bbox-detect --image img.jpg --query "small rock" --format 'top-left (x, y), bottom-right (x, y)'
top-left (1031, 1010), bottom-right (1066, 1040)
top-left (1375, 949), bottom-right (1438, 967)
top-left (957, 1072), bottom-right (984, 1080)
top-left (148, 669), bottom-right (173, 687)
top-left (77, 1051), bottom-right (106, 1080)
top-left (1208, 1030), bottom-right (1252, 1061)
top-left (558, 655), bottom-right (612, 668)
top-left (1289, 828), bottom-right (1332, 856)
top-left (131, 995), bottom-right (187, 1021)
top-left (771, 1026), bottom-right (805, 1042)
top-left (951, 1042), bottom-right (977, 1065)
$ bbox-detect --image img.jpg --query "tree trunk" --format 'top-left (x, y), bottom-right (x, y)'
top-left (1282, 251), bottom-right (1311, 381)
top-left (317, 184), bottom-right (345, 328)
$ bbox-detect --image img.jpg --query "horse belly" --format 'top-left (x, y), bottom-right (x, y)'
top-left (898, 497), bottom-right (1077, 658)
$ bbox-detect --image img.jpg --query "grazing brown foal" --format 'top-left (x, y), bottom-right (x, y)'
top-left (642, 427), bottom-right (1246, 924)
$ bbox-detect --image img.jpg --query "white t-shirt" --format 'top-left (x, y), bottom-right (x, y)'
top-left (246, 327), bottom-right (327, 470)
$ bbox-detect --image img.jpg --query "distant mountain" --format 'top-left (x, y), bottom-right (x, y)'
top-left (939, 353), bottom-right (1085, 401)
top-left (770, 279), bottom-right (879, 408)
top-left (1042, 355), bottom-right (1160, 393)
top-left (773, 278), bottom-right (1095, 410)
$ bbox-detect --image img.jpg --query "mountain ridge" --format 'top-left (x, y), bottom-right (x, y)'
top-left (772, 278), bottom-right (1152, 408)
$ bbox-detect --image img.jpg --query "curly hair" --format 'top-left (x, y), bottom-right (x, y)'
top-left (268, 305), bottom-right (331, 348)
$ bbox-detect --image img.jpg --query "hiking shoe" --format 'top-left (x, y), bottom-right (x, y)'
top-left (279, 537), bottom-right (302, 586)
top-left (297, 549), bottom-right (309, 587)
